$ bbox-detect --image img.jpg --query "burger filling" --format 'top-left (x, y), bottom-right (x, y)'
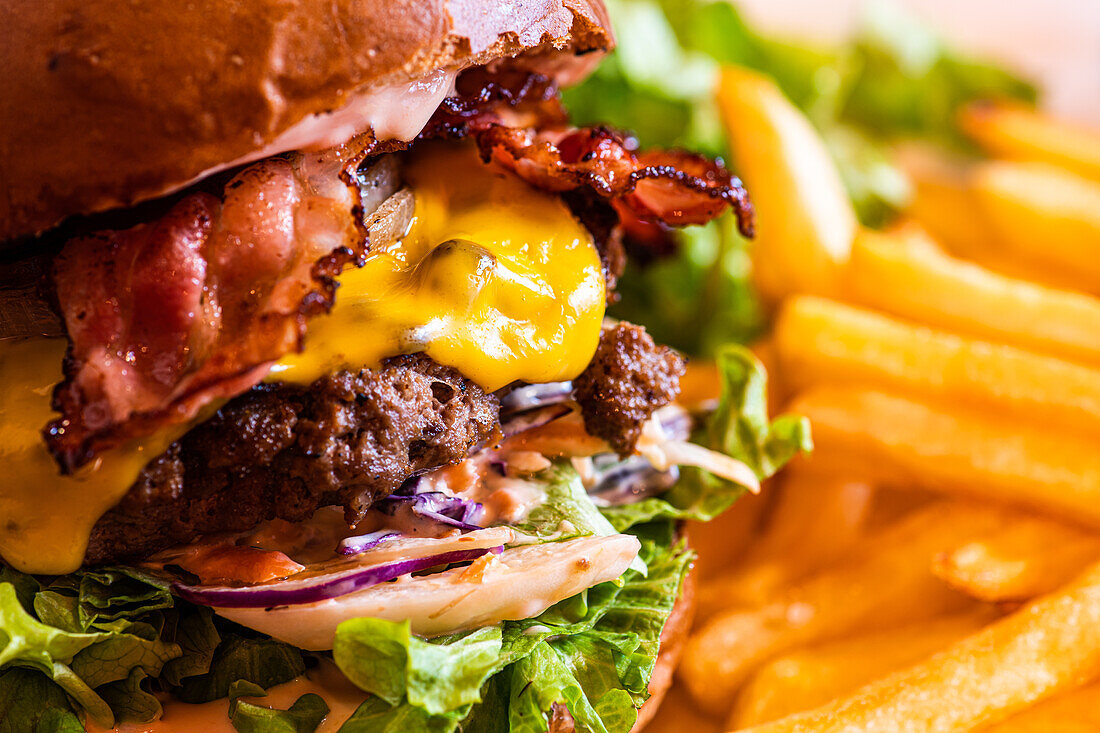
top-left (0, 67), bottom-right (806, 732)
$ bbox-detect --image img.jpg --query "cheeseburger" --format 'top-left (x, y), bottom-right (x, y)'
top-left (0, 1), bottom-right (802, 731)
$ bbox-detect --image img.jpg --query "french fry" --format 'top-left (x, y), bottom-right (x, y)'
top-left (689, 488), bottom-right (771, 582)
top-left (736, 558), bottom-right (1100, 733)
top-left (681, 501), bottom-right (1001, 714)
top-left (933, 515), bottom-right (1100, 603)
top-left (959, 100), bottom-right (1100, 182)
top-left (893, 145), bottom-right (994, 261)
top-left (895, 145), bottom-right (1092, 292)
top-left (697, 467), bottom-right (874, 616)
top-left (844, 229), bottom-right (1100, 367)
top-left (981, 680), bottom-right (1100, 733)
top-left (972, 160), bottom-right (1100, 288)
top-left (718, 66), bottom-right (856, 302)
top-left (679, 359), bottom-right (723, 409)
top-left (774, 295), bottom-right (1100, 433)
top-left (794, 387), bottom-right (1100, 528)
top-left (750, 339), bottom-right (787, 412)
top-left (729, 611), bottom-right (999, 728)
top-left (642, 683), bottom-right (725, 733)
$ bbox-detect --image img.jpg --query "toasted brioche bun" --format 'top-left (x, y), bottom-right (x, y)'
top-left (0, 0), bottom-right (613, 244)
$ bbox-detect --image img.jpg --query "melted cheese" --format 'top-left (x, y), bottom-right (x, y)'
top-left (0, 339), bottom-right (192, 574)
top-left (270, 142), bottom-right (606, 391)
top-left (0, 143), bottom-right (605, 575)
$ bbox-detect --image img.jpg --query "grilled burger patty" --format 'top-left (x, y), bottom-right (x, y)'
top-left (84, 354), bottom-right (498, 565)
top-left (85, 322), bottom-right (683, 565)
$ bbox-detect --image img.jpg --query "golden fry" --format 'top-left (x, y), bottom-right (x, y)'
top-left (642, 683), bottom-right (725, 733)
top-left (774, 295), bottom-right (1100, 432)
top-left (972, 160), bottom-right (1100, 288)
top-left (981, 681), bottom-right (1100, 732)
top-left (895, 146), bottom-right (1091, 292)
top-left (794, 387), bottom-right (1100, 528)
top-left (893, 145), bottom-right (993, 260)
top-left (688, 488), bottom-right (772, 582)
top-left (737, 559), bottom-right (1100, 733)
top-left (697, 467), bottom-right (874, 616)
top-left (933, 516), bottom-right (1100, 603)
top-left (681, 501), bottom-right (1000, 714)
top-left (844, 230), bottom-right (1100, 367)
top-left (718, 66), bottom-right (856, 302)
top-left (959, 100), bottom-right (1100, 182)
top-left (729, 611), bottom-right (998, 728)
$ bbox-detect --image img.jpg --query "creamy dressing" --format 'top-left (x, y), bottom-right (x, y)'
top-left (167, 70), bottom-right (458, 199)
top-left (84, 660), bottom-right (366, 733)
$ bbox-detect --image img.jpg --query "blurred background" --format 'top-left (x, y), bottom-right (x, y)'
top-left (561, 1), bottom-right (1100, 731)
top-left (737, 0), bottom-right (1100, 123)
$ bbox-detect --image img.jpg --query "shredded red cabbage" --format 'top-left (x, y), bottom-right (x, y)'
top-left (379, 483), bottom-right (486, 532)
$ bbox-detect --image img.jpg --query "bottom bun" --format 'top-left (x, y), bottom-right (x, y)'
top-left (548, 558), bottom-right (697, 733)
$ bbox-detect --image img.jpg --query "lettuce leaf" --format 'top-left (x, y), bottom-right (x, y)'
top-left (0, 582), bottom-right (125, 727)
top-left (0, 565), bottom-right (302, 727)
top-left (507, 464), bottom-right (621, 542)
top-left (0, 668), bottom-right (84, 733)
top-left (173, 634), bottom-right (306, 704)
top-left (335, 621), bottom-right (501, 714)
top-left (331, 534), bottom-right (691, 733)
top-left (601, 345), bottom-right (810, 531)
top-left (228, 679), bottom-right (329, 733)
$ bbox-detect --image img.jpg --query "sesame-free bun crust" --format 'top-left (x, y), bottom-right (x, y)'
top-left (0, 0), bottom-right (613, 244)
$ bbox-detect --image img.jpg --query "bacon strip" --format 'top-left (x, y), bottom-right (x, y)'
top-left (422, 68), bottom-right (754, 237)
top-left (48, 144), bottom-right (371, 471)
top-left (474, 125), bottom-right (754, 238)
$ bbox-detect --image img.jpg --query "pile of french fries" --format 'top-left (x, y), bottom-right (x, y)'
top-left (648, 66), bottom-right (1100, 732)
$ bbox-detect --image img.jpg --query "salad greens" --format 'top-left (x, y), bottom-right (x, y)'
top-left (564, 0), bottom-right (1035, 355)
top-left (600, 345), bottom-right (811, 532)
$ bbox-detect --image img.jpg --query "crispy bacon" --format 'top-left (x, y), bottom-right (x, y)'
top-left (474, 126), bottom-right (754, 237)
top-left (48, 146), bottom-right (370, 471)
top-left (421, 69), bottom-right (754, 236)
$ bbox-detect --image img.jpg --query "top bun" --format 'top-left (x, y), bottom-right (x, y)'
top-left (0, 0), bottom-right (613, 244)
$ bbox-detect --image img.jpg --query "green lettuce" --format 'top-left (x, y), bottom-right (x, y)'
top-left (329, 534), bottom-right (692, 733)
top-left (228, 679), bottom-right (329, 733)
top-left (507, 464), bottom-right (622, 542)
top-left (0, 565), bottom-right (304, 728)
top-left (0, 668), bottom-right (85, 733)
top-left (601, 344), bottom-right (810, 531)
top-left (335, 621), bottom-right (501, 714)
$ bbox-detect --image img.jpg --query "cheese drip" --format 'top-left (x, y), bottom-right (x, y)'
top-left (0, 339), bottom-right (191, 573)
top-left (270, 143), bottom-right (607, 390)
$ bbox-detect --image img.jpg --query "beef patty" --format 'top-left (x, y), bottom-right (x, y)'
top-left (574, 323), bottom-right (686, 456)
top-left (84, 354), bottom-right (499, 565)
top-left (84, 323), bottom-right (685, 566)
